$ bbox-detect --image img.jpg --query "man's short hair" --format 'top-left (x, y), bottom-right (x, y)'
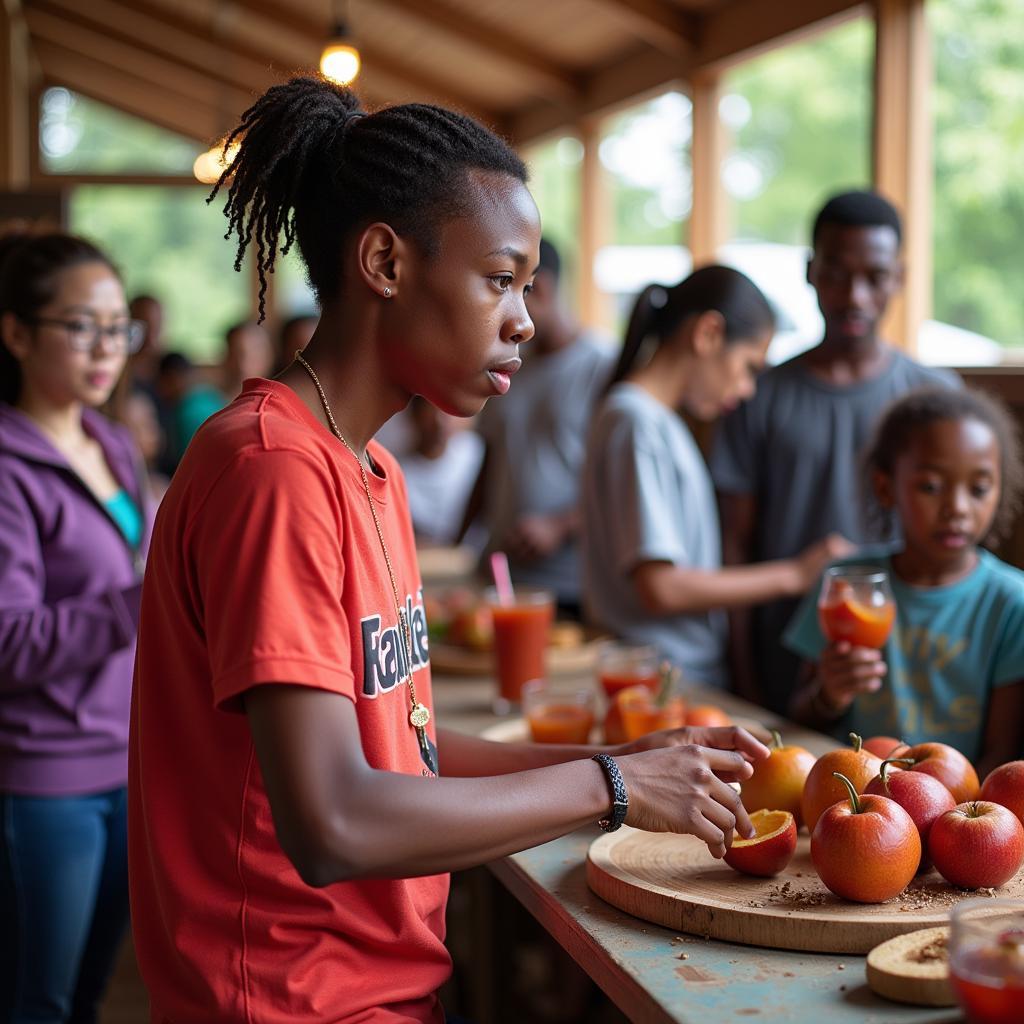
top-left (811, 191), bottom-right (903, 247)
top-left (538, 237), bottom-right (561, 281)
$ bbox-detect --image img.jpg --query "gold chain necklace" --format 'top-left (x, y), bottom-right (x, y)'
top-left (294, 353), bottom-right (431, 740)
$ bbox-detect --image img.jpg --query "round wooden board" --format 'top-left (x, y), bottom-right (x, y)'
top-left (865, 926), bottom-right (954, 1007)
top-left (428, 639), bottom-right (599, 677)
top-left (587, 827), bottom-right (1024, 954)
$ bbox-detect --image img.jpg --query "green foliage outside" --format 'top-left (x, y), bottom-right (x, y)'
top-left (528, 1), bottom-right (1022, 348)
top-left (928, 0), bottom-right (1024, 347)
top-left (41, 87), bottom-right (201, 175)
top-left (71, 184), bottom-right (251, 362)
top-left (725, 18), bottom-right (872, 245)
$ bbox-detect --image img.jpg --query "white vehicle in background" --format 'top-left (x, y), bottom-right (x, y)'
top-left (593, 243), bottom-right (1004, 368)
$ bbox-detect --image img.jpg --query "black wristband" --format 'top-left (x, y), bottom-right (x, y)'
top-left (592, 753), bottom-right (628, 832)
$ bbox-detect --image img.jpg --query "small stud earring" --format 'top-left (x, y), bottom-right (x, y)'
top-left (383, 286), bottom-right (392, 298)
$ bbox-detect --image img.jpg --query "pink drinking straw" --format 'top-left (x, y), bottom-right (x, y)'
top-left (489, 551), bottom-right (515, 607)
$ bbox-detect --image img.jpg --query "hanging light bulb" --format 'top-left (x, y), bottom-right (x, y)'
top-left (320, 0), bottom-right (360, 86)
top-left (321, 39), bottom-right (361, 85)
top-left (193, 140), bottom-right (240, 184)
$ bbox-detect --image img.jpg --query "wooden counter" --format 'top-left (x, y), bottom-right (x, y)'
top-left (432, 670), bottom-right (965, 1024)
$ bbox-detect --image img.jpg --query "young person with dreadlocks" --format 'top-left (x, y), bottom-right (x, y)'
top-left (128, 77), bottom-right (769, 1023)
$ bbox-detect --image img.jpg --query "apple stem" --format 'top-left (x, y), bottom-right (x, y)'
top-left (849, 732), bottom-right (863, 754)
top-left (770, 729), bottom-right (783, 751)
top-left (879, 757), bottom-right (915, 792)
top-left (832, 771), bottom-right (862, 814)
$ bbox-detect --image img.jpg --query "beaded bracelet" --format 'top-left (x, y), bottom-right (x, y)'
top-left (592, 753), bottom-right (629, 832)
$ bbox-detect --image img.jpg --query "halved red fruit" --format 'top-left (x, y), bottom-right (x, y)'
top-left (723, 809), bottom-right (797, 877)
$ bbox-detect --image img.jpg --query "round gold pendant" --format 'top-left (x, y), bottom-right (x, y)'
top-left (409, 703), bottom-right (431, 728)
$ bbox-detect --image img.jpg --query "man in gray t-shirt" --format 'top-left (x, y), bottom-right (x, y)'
top-left (711, 191), bottom-right (960, 713)
top-left (464, 239), bottom-right (613, 609)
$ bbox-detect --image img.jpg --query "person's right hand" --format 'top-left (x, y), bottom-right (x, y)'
top-left (793, 532), bottom-right (856, 592)
top-left (615, 741), bottom-right (759, 859)
top-left (818, 640), bottom-right (887, 712)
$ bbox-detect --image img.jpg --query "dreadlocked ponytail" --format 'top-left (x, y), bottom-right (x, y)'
top-left (211, 76), bottom-right (527, 320)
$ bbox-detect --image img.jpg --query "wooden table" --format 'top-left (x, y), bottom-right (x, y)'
top-left (432, 671), bottom-right (965, 1024)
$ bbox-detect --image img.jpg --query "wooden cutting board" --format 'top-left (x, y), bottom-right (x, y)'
top-left (587, 827), bottom-right (1024, 954)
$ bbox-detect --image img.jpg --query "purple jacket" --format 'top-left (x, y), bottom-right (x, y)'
top-left (0, 404), bottom-right (151, 795)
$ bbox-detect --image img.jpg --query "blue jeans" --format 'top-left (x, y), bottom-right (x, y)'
top-left (0, 787), bottom-right (129, 1024)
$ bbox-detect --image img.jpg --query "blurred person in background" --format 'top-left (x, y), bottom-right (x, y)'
top-left (461, 238), bottom-right (613, 617)
top-left (0, 232), bottom-right (151, 1022)
top-left (221, 319), bottom-right (274, 398)
top-left (581, 266), bottom-right (848, 687)
top-left (121, 389), bottom-right (170, 503)
top-left (397, 396), bottom-right (484, 546)
top-left (711, 190), bottom-right (960, 713)
top-left (156, 352), bottom-right (226, 469)
top-left (127, 294), bottom-right (165, 398)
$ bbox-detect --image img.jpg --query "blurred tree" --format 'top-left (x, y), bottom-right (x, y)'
top-left (72, 185), bottom-right (250, 363)
top-left (929, 0), bottom-right (1024, 347)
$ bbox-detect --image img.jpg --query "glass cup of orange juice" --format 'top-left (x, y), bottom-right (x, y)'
top-left (523, 680), bottom-right (596, 745)
top-left (616, 685), bottom-right (686, 742)
top-left (817, 566), bottom-right (895, 648)
top-left (950, 898), bottom-right (1024, 1024)
top-left (484, 588), bottom-right (554, 714)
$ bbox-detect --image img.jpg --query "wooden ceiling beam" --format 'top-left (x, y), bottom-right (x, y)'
top-left (375, 0), bottom-right (579, 99)
top-left (225, 0), bottom-right (497, 116)
top-left (33, 41), bottom-right (223, 142)
top-left (504, 43), bottom-right (684, 144)
top-left (695, 0), bottom-right (864, 74)
top-left (26, 0), bottom-right (280, 98)
top-left (506, 0), bottom-right (865, 144)
top-left (25, 7), bottom-right (255, 131)
top-left (588, 0), bottom-right (697, 57)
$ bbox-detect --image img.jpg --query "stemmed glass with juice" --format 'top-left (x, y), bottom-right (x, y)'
top-left (818, 566), bottom-right (896, 648)
top-left (950, 898), bottom-right (1024, 1024)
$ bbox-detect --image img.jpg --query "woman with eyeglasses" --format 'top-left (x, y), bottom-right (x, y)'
top-left (0, 232), bottom-right (150, 1023)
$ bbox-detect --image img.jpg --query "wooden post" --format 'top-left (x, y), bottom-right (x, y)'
top-left (688, 70), bottom-right (728, 267)
top-left (577, 118), bottom-right (612, 331)
top-left (0, 0), bottom-right (30, 190)
top-left (873, 0), bottom-right (932, 353)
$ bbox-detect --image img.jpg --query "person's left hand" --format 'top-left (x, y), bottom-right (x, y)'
top-left (614, 725), bottom-right (771, 776)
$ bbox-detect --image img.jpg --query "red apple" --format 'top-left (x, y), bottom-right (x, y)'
top-left (811, 772), bottom-right (920, 903)
top-left (929, 801), bottom-right (1024, 889)
top-left (863, 735), bottom-right (905, 759)
top-left (898, 742), bottom-right (980, 803)
top-left (864, 758), bottom-right (956, 872)
top-left (980, 761), bottom-right (1024, 827)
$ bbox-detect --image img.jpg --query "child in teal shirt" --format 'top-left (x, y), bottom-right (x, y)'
top-left (785, 388), bottom-right (1024, 774)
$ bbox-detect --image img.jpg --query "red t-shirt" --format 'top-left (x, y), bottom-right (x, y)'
top-left (129, 380), bottom-right (449, 1023)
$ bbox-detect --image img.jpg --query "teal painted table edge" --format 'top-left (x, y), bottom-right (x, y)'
top-left (430, 670), bottom-right (965, 1022)
top-left (489, 830), bottom-right (965, 1024)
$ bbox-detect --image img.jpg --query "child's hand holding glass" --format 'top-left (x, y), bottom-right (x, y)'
top-left (815, 567), bottom-right (895, 714)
